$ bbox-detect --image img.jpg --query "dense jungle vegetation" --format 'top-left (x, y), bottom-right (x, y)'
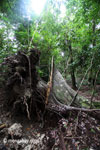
top-left (0, 0), bottom-right (100, 88)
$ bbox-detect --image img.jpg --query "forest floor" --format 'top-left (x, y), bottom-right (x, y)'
top-left (0, 85), bottom-right (100, 150)
top-left (79, 85), bottom-right (100, 102)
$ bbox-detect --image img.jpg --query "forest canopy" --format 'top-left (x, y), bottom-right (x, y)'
top-left (0, 0), bottom-right (100, 86)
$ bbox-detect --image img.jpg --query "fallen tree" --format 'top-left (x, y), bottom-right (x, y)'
top-left (0, 49), bottom-right (100, 120)
top-left (52, 69), bottom-right (90, 107)
top-left (52, 69), bottom-right (100, 109)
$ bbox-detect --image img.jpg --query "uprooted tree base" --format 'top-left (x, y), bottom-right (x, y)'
top-left (0, 49), bottom-right (72, 119)
top-left (2, 49), bottom-right (46, 120)
top-left (0, 49), bottom-right (100, 120)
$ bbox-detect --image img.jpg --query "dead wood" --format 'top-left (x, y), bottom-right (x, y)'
top-left (3, 49), bottom-right (45, 119)
top-left (0, 124), bottom-right (7, 131)
top-left (45, 56), bottom-right (54, 105)
top-left (58, 126), bottom-right (66, 150)
top-left (1, 49), bottom-right (100, 121)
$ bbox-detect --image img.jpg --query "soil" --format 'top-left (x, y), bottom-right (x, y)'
top-left (0, 85), bottom-right (100, 150)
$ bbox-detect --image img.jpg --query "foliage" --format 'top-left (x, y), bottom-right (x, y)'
top-left (0, 0), bottom-right (100, 82)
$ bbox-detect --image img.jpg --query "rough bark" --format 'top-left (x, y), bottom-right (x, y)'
top-left (2, 49), bottom-right (45, 119)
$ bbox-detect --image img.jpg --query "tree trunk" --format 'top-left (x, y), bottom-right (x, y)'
top-left (68, 41), bottom-right (77, 90)
top-left (71, 70), bottom-right (77, 90)
top-left (52, 69), bottom-right (90, 108)
top-left (88, 19), bottom-right (96, 86)
top-left (40, 69), bottom-right (100, 116)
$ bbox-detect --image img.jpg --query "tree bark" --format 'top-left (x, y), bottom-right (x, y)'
top-left (88, 19), bottom-right (96, 86)
top-left (52, 69), bottom-right (90, 108)
top-left (68, 41), bottom-right (77, 90)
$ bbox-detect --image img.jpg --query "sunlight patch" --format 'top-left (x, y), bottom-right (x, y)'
top-left (30, 0), bottom-right (47, 15)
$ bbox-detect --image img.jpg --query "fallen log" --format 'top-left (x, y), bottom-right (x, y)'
top-left (52, 69), bottom-right (100, 109)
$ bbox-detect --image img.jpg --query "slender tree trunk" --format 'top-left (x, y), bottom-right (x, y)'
top-left (93, 19), bottom-right (96, 47)
top-left (70, 70), bottom-right (77, 90)
top-left (68, 41), bottom-right (77, 90)
top-left (88, 19), bottom-right (96, 86)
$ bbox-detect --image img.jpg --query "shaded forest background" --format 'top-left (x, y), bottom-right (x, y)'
top-left (0, 0), bottom-right (100, 91)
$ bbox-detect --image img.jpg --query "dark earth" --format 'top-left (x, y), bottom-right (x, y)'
top-left (0, 85), bottom-right (100, 150)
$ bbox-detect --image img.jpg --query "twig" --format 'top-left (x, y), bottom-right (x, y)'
top-left (63, 57), bottom-right (70, 75)
top-left (70, 55), bottom-right (94, 106)
top-left (47, 107), bottom-right (66, 119)
top-left (65, 136), bottom-right (82, 139)
top-left (47, 103), bottom-right (100, 114)
top-left (64, 106), bottom-right (100, 112)
top-left (28, 55), bottom-right (33, 114)
top-left (58, 124), bottom-right (66, 150)
top-left (90, 69), bottom-right (100, 108)
top-left (28, 19), bottom-right (41, 51)
top-left (45, 57), bottom-right (54, 104)
top-left (75, 110), bottom-right (81, 134)
top-left (23, 96), bottom-right (30, 120)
